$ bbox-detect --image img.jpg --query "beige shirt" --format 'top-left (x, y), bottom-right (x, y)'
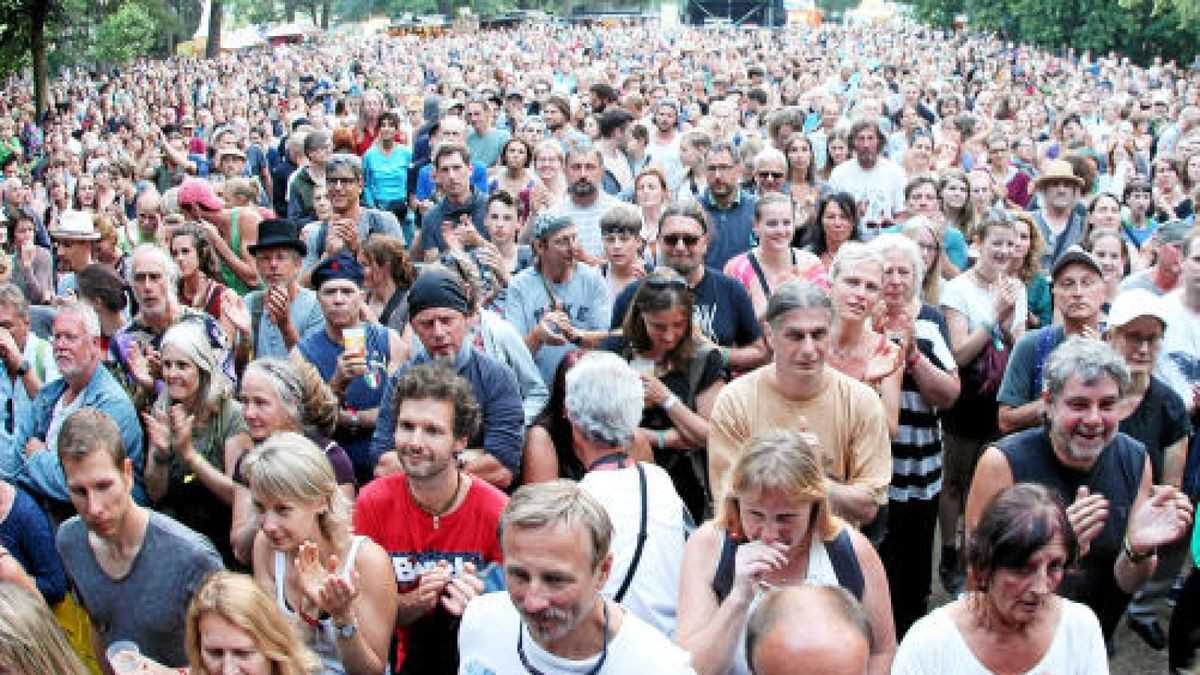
top-left (708, 364), bottom-right (892, 512)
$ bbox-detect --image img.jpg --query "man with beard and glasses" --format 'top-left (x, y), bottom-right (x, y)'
top-left (372, 267), bottom-right (523, 489)
top-left (457, 479), bottom-right (696, 674)
top-left (997, 247), bottom-right (1107, 435)
top-left (355, 362), bottom-right (506, 674)
top-left (967, 337), bottom-right (1194, 646)
top-left (611, 203), bottom-right (767, 371)
top-left (546, 145), bottom-right (622, 260)
top-left (2, 303), bottom-right (145, 507)
top-left (697, 142), bottom-right (758, 269)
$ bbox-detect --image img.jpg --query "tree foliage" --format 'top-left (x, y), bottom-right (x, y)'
top-left (906, 0), bottom-right (1200, 65)
top-left (92, 1), bottom-right (159, 64)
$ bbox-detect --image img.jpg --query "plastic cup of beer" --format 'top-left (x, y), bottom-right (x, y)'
top-left (106, 640), bottom-right (143, 674)
top-left (343, 326), bottom-right (366, 358)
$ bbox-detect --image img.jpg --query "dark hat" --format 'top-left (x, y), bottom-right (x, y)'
top-left (311, 252), bottom-right (365, 288)
top-left (530, 213), bottom-right (573, 241)
top-left (1051, 245), bottom-right (1103, 280)
top-left (408, 268), bottom-right (470, 317)
top-left (248, 219), bottom-right (307, 256)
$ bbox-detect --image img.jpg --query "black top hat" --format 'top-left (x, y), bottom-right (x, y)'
top-left (248, 219), bottom-right (308, 256)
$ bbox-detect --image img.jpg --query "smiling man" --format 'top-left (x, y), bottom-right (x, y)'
top-left (457, 479), bottom-right (695, 673)
top-left (967, 337), bottom-right (1194, 646)
top-left (55, 407), bottom-right (221, 668)
top-left (354, 363), bottom-right (505, 674)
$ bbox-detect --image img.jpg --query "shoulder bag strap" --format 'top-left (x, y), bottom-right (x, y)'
top-left (613, 462), bottom-right (648, 603)
top-left (745, 250), bottom-right (772, 298)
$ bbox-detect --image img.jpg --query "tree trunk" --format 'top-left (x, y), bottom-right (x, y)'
top-left (437, 0), bottom-right (452, 17)
top-left (30, 0), bottom-right (49, 116)
top-left (284, 0), bottom-right (297, 22)
top-left (319, 0), bottom-right (330, 28)
top-left (205, 0), bottom-right (222, 58)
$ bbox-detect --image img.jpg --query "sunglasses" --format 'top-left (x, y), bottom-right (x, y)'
top-left (645, 275), bottom-right (689, 290)
top-left (661, 233), bottom-right (702, 247)
top-left (757, 171), bottom-right (784, 180)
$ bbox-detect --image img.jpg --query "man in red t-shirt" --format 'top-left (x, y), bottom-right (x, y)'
top-left (353, 363), bottom-right (507, 673)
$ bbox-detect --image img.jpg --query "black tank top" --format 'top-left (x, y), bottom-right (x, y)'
top-left (710, 528), bottom-right (864, 602)
top-left (995, 428), bottom-right (1146, 642)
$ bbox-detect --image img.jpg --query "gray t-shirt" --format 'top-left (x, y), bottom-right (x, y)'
top-left (56, 511), bottom-right (223, 667)
top-left (1119, 269), bottom-right (1168, 296)
top-left (997, 325), bottom-right (1065, 408)
top-left (247, 286), bottom-right (325, 359)
top-left (505, 263), bottom-right (611, 388)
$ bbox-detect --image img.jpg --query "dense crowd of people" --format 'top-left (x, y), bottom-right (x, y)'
top-left (3, 15), bottom-right (1200, 674)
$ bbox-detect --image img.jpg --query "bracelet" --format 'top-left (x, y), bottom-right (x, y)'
top-left (719, 347), bottom-right (730, 367)
top-left (657, 430), bottom-right (665, 451)
top-left (297, 605), bottom-right (321, 628)
top-left (661, 394), bottom-right (679, 411)
top-left (1123, 537), bottom-right (1155, 564)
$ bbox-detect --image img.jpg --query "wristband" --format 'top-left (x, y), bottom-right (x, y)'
top-left (1123, 536), bottom-right (1155, 564)
top-left (657, 430), bottom-right (665, 451)
top-left (719, 347), bottom-right (730, 367)
top-left (297, 605), bottom-right (321, 627)
top-left (661, 394), bottom-right (679, 411)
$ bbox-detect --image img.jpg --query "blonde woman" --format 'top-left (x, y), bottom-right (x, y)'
top-left (0, 581), bottom-right (90, 675)
top-left (185, 571), bottom-right (322, 675)
top-left (676, 429), bottom-right (896, 675)
top-left (245, 434), bottom-right (397, 675)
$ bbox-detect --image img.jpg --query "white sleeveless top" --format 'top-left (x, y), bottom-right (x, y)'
top-left (274, 535), bottom-right (368, 675)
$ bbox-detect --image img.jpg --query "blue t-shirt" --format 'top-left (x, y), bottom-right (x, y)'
top-left (610, 267), bottom-right (761, 349)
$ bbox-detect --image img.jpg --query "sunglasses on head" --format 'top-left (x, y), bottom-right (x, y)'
top-left (645, 275), bottom-right (690, 290)
top-left (661, 233), bottom-right (701, 247)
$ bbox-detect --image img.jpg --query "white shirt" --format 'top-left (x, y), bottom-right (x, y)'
top-left (1155, 289), bottom-right (1200, 406)
top-left (827, 157), bottom-right (908, 224)
top-left (892, 599), bottom-right (1108, 674)
top-left (580, 463), bottom-right (687, 637)
top-left (458, 592), bottom-right (696, 675)
top-left (548, 194), bottom-right (623, 259)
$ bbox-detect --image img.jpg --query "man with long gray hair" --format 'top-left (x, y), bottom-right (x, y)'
top-left (966, 337), bottom-right (1193, 645)
top-left (565, 351), bottom-right (688, 636)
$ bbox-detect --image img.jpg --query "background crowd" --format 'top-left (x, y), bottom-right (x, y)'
top-left (3, 15), bottom-right (1200, 675)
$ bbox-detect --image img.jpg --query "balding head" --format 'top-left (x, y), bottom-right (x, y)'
top-left (746, 586), bottom-right (871, 675)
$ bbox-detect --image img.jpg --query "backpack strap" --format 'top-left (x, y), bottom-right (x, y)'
top-left (746, 250), bottom-right (772, 298)
top-left (246, 291), bottom-right (265, 358)
top-left (711, 529), bottom-right (738, 603)
top-left (613, 462), bottom-right (648, 603)
top-left (826, 529), bottom-right (865, 601)
top-left (1030, 326), bottom-right (1063, 400)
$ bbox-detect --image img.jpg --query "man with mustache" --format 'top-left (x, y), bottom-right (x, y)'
top-left (546, 145), bottom-right (621, 260)
top-left (457, 480), bottom-right (695, 673)
top-left (997, 247), bottom-right (1107, 434)
top-left (967, 337), bottom-right (1193, 647)
top-left (354, 363), bottom-right (506, 674)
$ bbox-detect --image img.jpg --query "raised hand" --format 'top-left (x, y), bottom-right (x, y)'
top-left (731, 540), bottom-right (789, 603)
top-left (1066, 486), bottom-right (1110, 557)
top-left (1128, 485), bottom-right (1194, 552)
top-left (441, 561), bottom-right (484, 617)
top-left (294, 541), bottom-right (333, 609)
top-left (320, 566), bottom-right (360, 624)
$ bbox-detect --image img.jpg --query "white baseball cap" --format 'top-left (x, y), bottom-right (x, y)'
top-left (1108, 289), bottom-right (1169, 330)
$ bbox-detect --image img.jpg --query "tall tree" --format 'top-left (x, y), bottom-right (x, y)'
top-left (0, 0), bottom-right (68, 115)
top-left (206, 0), bottom-right (223, 56)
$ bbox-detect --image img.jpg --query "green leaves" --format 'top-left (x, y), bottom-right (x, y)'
top-left (92, 1), bottom-right (158, 63)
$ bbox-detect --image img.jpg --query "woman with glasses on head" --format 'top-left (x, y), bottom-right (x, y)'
top-left (893, 483), bottom-right (1107, 674)
top-left (724, 193), bottom-right (827, 317)
top-left (802, 191), bottom-right (861, 270)
top-left (677, 429), bottom-right (896, 675)
top-left (611, 267), bottom-right (726, 522)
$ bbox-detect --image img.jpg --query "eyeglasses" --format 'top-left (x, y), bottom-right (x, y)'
top-left (661, 233), bottom-right (702, 248)
top-left (757, 171), bottom-right (784, 180)
top-left (327, 176), bottom-right (357, 186)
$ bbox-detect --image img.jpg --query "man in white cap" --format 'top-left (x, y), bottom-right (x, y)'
top-left (49, 210), bottom-right (99, 297)
top-left (1106, 288), bottom-right (1191, 649)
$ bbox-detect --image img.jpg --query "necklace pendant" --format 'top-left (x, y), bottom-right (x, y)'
top-left (433, 515), bottom-right (440, 530)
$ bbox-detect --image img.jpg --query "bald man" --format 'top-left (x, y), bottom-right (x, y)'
top-left (746, 585), bottom-right (872, 675)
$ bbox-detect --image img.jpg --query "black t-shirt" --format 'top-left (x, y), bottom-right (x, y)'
top-left (1119, 376), bottom-right (1191, 483)
top-left (610, 267), bottom-right (761, 348)
top-left (995, 428), bottom-right (1146, 642)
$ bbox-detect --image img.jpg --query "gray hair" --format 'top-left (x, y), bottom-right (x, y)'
top-left (55, 301), bottom-right (101, 337)
top-left (160, 322), bottom-right (233, 411)
top-left (565, 143), bottom-right (603, 166)
top-left (868, 232), bottom-right (925, 301)
top-left (753, 148), bottom-right (787, 170)
top-left (325, 153), bottom-right (363, 180)
top-left (499, 479), bottom-right (612, 572)
top-left (0, 283), bottom-right (29, 317)
top-left (762, 279), bottom-right (833, 328)
top-left (565, 352), bottom-right (644, 449)
top-left (127, 243), bottom-right (181, 303)
top-left (1043, 337), bottom-right (1131, 401)
top-left (244, 358), bottom-right (307, 433)
top-left (829, 241), bottom-right (885, 282)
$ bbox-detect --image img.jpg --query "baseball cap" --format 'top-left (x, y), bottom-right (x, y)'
top-left (1051, 245), bottom-right (1103, 280)
top-left (177, 177), bottom-right (225, 211)
top-left (1108, 289), bottom-right (1169, 330)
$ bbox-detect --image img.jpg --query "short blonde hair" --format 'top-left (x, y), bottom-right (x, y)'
top-left (241, 432), bottom-right (351, 545)
top-left (186, 572), bottom-right (321, 675)
top-left (500, 480), bottom-right (612, 571)
top-left (717, 429), bottom-right (842, 543)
